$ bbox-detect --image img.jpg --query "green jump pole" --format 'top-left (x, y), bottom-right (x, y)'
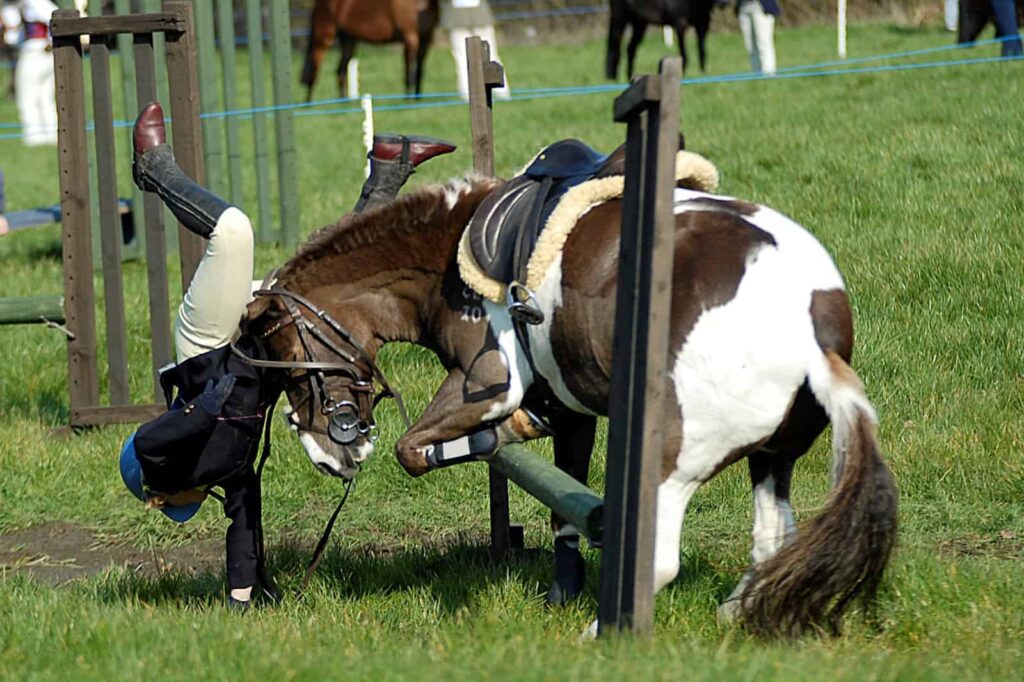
top-left (490, 444), bottom-right (605, 542)
top-left (0, 296), bottom-right (66, 325)
top-left (269, 0), bottom-right (300, 248)
top-left (246, 0), bottom-right (273, 244)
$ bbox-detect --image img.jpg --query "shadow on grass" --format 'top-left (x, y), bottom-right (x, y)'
top-left (87, 535), bottom-right (737, 619)
top-left (0, 386), bottom-right (69, 424)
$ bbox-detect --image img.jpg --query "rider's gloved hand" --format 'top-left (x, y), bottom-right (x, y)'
top-left (196, 374), bottom-right (236, 415)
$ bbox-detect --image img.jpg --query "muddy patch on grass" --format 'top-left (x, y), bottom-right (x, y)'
top-left (937, 530), bottom-right (1024, 560)
top-left (0, 521), bottom-right (221, 585)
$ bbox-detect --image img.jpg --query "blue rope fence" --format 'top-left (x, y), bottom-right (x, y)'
top-left (0, 36), bottom-right (1019, 141)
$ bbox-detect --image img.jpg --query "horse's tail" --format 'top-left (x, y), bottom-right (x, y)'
top-left (300, 0), bottom-right (338, 96)
top-left (741, 350), bottom-right (898, 638)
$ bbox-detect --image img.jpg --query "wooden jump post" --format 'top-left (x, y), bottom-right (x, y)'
top-left (466, 36), bottom-right (681, 635)
top-left (466, 35), bottom-right (524, 558)
top-left (598, 57), bottom-right (681, 636)
top-left (51, 1), bottom-right (205, 427)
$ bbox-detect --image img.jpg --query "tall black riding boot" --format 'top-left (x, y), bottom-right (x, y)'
top-left (353, 133), bottom-right (457, 213)
top-left (132, 101), bottom-right (230, 239)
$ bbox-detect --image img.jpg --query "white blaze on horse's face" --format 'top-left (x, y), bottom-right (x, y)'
top-left (283, 386), bottom-right (375, 479)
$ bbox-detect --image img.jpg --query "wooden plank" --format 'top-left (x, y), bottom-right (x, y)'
top-left (216, 0), bottom-right (243, 205)
top-left (466, 36), bottom-right (496, 176)
top-left (114, 0), bottom-right (146, 258)
top-left (466, 36), bottom-right (514, 557)
top-left (269, 0), bottom-right (300, 248)
top-left (50, 13), bottom-right (184, 38)
top-left (53, 15), bottom-right (100, 416)
top-left (598, 57), bottom-right (681, 637)
top-left (246, 0), bottom-right (274, 244)
top-left (163, 0), bottom-right (206, 291)
top-left (134, 32), bottom-right (174, 399)
top-left (71, 403), bottom-right (166, 426)
top-left (491, 445), bottom-right (604, 541)
top-left (0, 296), bottom-right (66, 325)
top-left (90, 37), bottom-right (131, 406)
top-left (192, 0), bottom-right (223, 199)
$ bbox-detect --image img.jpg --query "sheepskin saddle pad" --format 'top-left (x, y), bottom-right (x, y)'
top-left (458, 141), bottom-right (720, 303)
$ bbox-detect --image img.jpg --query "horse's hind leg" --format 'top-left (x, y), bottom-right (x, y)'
top-left (718, 384), bottom-right (828, 622)
top-left (546, 412), bottom-right (597, 605)
top-left (626, 21), bottom-right (649, 79)
top-left (718, 452), bottom-right (797, 622)
top-left (606, 2), bottom-right (628, 79)
top-left (336, 34), bottom-right (356, 98)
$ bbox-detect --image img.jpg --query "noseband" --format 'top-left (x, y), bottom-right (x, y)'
top-left (232, 286), bottom-right (411, 446)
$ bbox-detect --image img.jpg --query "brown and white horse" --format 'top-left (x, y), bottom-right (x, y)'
top-left (243, 170), bottom-right (897, 638)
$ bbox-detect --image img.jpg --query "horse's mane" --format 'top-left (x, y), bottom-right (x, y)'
top-left (277, 176), bottom-right (495, 284)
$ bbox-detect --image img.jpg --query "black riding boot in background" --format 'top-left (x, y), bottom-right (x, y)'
top-left (353, 134), bottom-right (457, 213)
top-left (132, 101), bottom-right (230, 239)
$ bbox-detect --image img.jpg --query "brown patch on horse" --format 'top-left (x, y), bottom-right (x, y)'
top-left (549, 199), bottom-right (777, 413)
top-left (810, 289), bottom-right (854, 362)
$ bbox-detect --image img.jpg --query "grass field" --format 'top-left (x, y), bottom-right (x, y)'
top-left (2, 19), bottom-right (1023, 681)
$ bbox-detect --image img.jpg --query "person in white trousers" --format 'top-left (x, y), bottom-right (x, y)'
top-left (442, 0), bottom-right (510, 101)
top-left (14, 0), bottom-right (58, 146)
top-left (736, 0), bottom-right (779, 76)
top-left (945, 0), bottom-right (958, 31)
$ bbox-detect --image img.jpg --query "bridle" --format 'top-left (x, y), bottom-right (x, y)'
top-left (232, 285), bottom-right (411, 449)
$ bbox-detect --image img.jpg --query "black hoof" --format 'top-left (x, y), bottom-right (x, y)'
top-left (546, 536), bottom-right (585, 606)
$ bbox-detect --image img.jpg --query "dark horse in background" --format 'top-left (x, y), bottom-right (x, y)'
top-left (958, 0), bottom-right (1024, 53)
top-left (300, 0), bottom-right (440, 102)
top-left (607, 0), bottom-right (724, 79)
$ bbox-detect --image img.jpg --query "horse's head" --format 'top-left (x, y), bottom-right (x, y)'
top-left (242, 288), bottom-right (385, 480)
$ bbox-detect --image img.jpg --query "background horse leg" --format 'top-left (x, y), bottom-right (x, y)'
top-left (626, 21), bottom-right (648, 79)
top-left (301, 0), bottom-right (340, 102)
top-left (546, 412), bottom-right (597, 605)
top-left (696, 19), bottom-right (710, 72)
top-left (606, 0), bottom-right (628, 79)
top-left (336, 34), bottom-right (356, 98)
top-left (402, 32), bottom-right (421, 97)
top-left (675, 23), bottom-right (690, 74)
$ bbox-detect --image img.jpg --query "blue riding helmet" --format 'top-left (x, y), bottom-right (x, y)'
top-left (119, 434), bottom-right (202, 523)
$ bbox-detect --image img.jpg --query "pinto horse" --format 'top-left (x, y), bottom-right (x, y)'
top-left (300, 0), bottom-right (440, 102)
top-left (607, 0), bottom-right (722, 79)
top-left (241, 153), bottom-right (897, 637)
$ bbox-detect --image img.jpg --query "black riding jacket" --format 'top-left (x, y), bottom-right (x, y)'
top-left (134, 335), bottom-right (274, 589)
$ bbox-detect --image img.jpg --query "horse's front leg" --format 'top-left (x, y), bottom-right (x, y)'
top-left (395, 367), bottom-right (537, 476)
top-left (547, 412), bottom-right (597, 605)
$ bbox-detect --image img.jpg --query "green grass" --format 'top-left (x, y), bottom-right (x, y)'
top-left (2, 20), bottom-right (1024, 681)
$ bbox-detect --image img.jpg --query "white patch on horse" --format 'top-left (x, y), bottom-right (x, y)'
top-left (443, 178), bottom-right (473, 210)
top-left (750, 474), bottom-right (795, 563)
top-left (668, 193), bottom-right (845, 482)
top-left (480, 299), bottom-right (533, 421)
top-left (525, 253), bottom-right (597, 415)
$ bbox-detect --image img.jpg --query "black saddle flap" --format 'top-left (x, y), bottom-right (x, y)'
top-left (468, 176), bottom-right (546, 285)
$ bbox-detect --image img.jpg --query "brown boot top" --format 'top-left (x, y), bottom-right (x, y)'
top-left (372, 134), bottom-right (457, 168)
top-left (133, 101), bottom-right (167, 157)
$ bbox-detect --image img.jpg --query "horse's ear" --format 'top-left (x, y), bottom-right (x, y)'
top-left (241, 295), bottom-right (280, 334)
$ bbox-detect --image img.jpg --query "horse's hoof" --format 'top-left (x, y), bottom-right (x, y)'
top-left (395, 443), bottom-right (430, 477)
top-left (580, 619), bottom-right (599, 641)
top-left (545, 579), bottom-right (581, 606)
top-left (717, 598), bottom-right (742, 624)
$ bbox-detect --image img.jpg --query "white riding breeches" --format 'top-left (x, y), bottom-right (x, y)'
top-left (448, 26), bottom-right (510, 101)
top-left (15, 41), bottom-right (57, 146)
top-left (738, 0), bottom-right (777, 76)
top-left (174, 207), bottom-right (255, 363)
